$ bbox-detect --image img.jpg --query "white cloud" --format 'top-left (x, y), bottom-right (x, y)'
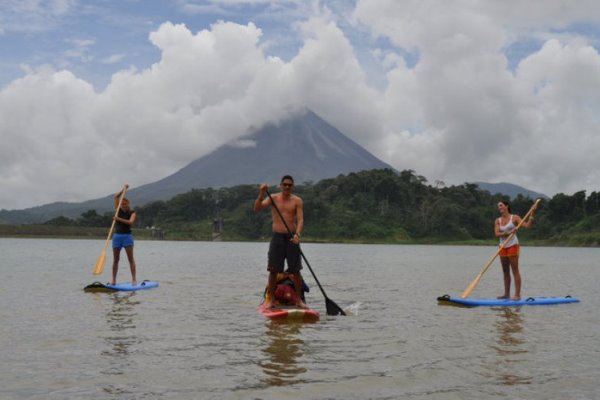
top-left (512, 39), bottom-right (600, 192)
top-left (101, 54), bottom-right (126, 64)
top-left (0, 20), bottom-right (299, 209)
top-left (63, 38), bottom-right (95, 61)
top-left (0, 0), bottom-right (76, 34)
top-left (2, 1), bottom-right (600, 209)
top-left (0, 67), bottom-right (100, 206)
top-left (351, 0), bottom-right (600, 196)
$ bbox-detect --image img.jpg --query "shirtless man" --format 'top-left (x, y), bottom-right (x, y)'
top-left (254, 175), bottom-right (306, 308)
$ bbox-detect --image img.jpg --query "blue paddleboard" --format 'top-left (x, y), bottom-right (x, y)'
top-left (437, 294), bottom-right (579, 307)
top-left (84, 280), bottom-right (159, 292)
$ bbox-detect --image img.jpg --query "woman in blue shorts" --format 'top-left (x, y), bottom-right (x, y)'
top-left (111, 185), bottom-right (138, 285)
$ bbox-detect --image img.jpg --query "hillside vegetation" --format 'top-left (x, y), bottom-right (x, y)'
top-left (11, 168), bottom-right (598, 246)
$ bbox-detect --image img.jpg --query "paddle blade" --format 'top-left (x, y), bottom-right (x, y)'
top-left (92, 251), bottom-right (106, 275)
top-left (325, 297), bottom-right (346, 316)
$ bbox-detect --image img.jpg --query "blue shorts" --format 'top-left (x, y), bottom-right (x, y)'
top-left (112, 233), bottom-right (134, 249)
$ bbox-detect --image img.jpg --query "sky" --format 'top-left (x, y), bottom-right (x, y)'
top-left (2, 0), bottom-right (600, 210)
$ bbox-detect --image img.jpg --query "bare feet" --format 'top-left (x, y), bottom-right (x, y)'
top-left (497, 295), bottom-right (509, 299)
top-left (131, 281), bottom-right (137, 286)
top-left (510, 295), bottom-right (521, 301)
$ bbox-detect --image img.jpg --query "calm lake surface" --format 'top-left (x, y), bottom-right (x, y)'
top-left (0, 238), bottom-right (598, 399)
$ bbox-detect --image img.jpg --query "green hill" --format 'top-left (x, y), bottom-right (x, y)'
top-left (3, 169), bottom-right (600, 246)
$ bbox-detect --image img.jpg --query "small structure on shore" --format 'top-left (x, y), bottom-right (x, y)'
top-left (212, 218), bottom-right (223, 241)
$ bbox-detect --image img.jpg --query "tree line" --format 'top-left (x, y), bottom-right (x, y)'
top-left (45, 169), bottom-right (600, 245)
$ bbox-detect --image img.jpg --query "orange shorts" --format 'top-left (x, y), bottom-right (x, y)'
top-left (499, 244), bottom-right (520, 257)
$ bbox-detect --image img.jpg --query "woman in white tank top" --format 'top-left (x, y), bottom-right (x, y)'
top-left (494, 201), bottom-right (535, 300)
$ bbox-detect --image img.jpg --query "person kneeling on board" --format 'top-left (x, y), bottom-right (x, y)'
top-left (264, 273), bottom-right (309, 307)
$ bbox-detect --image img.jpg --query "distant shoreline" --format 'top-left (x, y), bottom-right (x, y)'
top-left (1, 224), bottom-right (598, 247)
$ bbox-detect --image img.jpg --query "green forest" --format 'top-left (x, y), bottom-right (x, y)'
top-left (21, 168), bottom-right (600, 246)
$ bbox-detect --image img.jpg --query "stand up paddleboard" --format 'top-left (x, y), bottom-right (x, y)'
top-left (258, 303), bottom-right (320, 322)
top-left (437, 294), bottom-right (579, 307)
top-left (84, 280), bottom-right (159, 293)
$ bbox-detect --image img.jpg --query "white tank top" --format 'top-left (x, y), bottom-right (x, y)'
top-left (498, 214), bottom-right (519, 248)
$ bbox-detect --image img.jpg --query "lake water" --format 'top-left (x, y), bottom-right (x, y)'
top-left (0, 238), bottom-right (598, 399)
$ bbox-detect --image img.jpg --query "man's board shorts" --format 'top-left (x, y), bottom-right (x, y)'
top-left (112, 233), bottom-right (134, 249)
top-left (268, 232), bottom-right (302, 273)
top-left (499, 244), bottom-right (519, 257)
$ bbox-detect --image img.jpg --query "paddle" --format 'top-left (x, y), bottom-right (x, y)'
top-left (266, 190), bottom-right (346, 316)
top-left (460, 198), bottom-right (541, 298)
top-left (92, 184), bottom-right (128, 275)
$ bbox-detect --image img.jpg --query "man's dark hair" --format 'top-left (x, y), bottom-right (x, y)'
top-left (281, 175), bottom-right (294, 183)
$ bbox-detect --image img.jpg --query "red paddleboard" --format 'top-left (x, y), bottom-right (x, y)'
top-left (258, 303), bottom-right (320, 322)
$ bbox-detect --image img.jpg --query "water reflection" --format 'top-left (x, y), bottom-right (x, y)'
top-left (101, 292), bottom-right (141, 374)
top-left (259, 322), bottom-right (307, 386)
top-left (490, 307), bottom-right (532, 385)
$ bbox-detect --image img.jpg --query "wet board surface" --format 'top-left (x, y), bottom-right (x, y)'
top-left (437, 294), bottom-right (580, 307)
top-left (84, 280), bottom-right (159, 292)
top-left (258, 303), bottom-right (320, 322)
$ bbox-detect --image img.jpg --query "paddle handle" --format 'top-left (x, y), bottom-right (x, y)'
top-left (103, 185), bottom-right (129, 250)
top-left (460, 198), bottom-right (540, 298)
top-left (92, 185), bottom-right (129, 275)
